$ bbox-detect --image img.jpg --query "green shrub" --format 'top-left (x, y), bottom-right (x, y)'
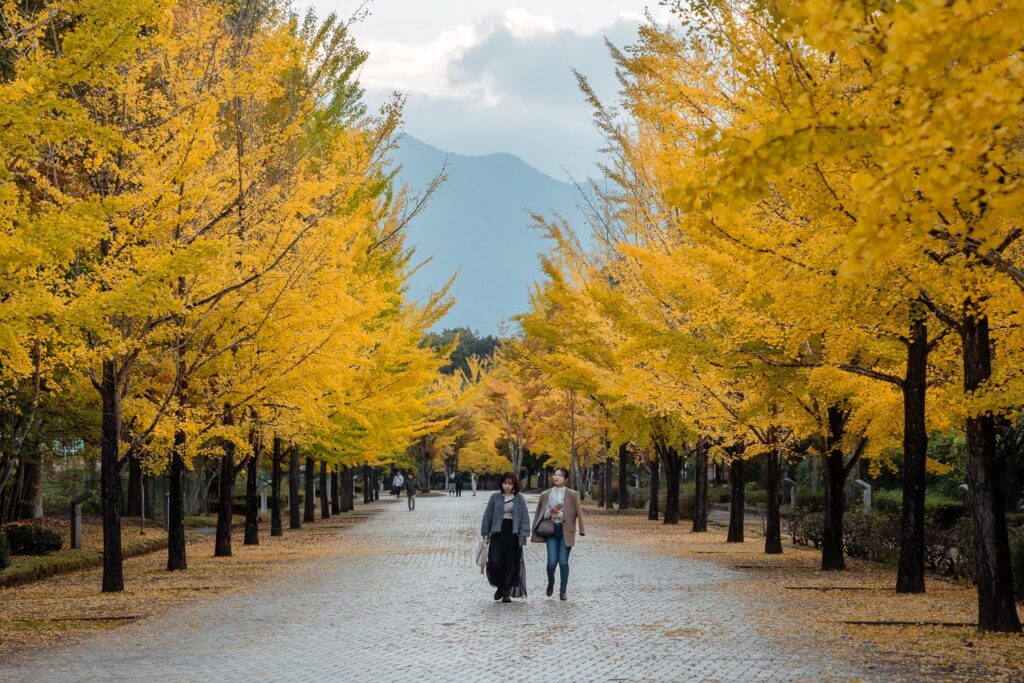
top-left (794, 487), bottom-right (826, 512)
top-left (925, 494), bottom-right (966, 529)
top-left (745, 488), bottom-right (767, 507)
top-left (873, 489), bottom-right (903, 516)
top-left (3, 523), bottom-right (62, 555)
top-left (870, 489), bottom-right (965, 529)
top-left (788, 509), bottom-right (823, 548)
top-left (678, 488), bottom-right (695, 520)
top-left (710, 485), bottom-right (730, 504)
top-left (843, 510), bottom-right (900, 563)
top-left (0, 532), bottom-right (10, 569)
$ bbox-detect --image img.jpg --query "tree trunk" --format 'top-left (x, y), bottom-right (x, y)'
top-left (372, 468), bottom-right (379, 501)
top-left (727, 452), bottom-right (745, 543)
top-left (127, 456), bottom-right (143, 517)
top-left (215, 426), bottom-right (235, 557)
top-left (20, 458), bottom-right (43, 519)
top-left (1000, 419), bottom-right (1021, 516)
top-left (692, 438), bottom-right (709, 532)
top-left (897, 306), bottom-right (928, 593)
top-left (962, 302), bottom-right (1021, 632)
top-left (821, 406), bottom-right (848, 571)
top-left (764, 445), bottom-right (783, 554)
top-left (648, 457), bottom-right (659, 521)
top-left (288, 446), bottom-right (301, 530)
top-left (660, 443), bottom-right (682, 525)
top-left (597, 462), bottom-right (605, 507)
top-left (166, 430), bottom-right (187, 571)
top-left (331, 468), bottom-right (340, 514)
top-left (340, 466), bottom-right (353, 512)
top-left (362, 464), bottom-right (370, 504)
top-left (320, 461), bottom-right (330, 519)
top-left (618, 443), bottom-right (629, 510)
top-left (605, 459), bottom-right (614, 511)
top-left (304, 456), bottom-right (315, 523)
top-left (244, 452), bottom-right (259, 546)
top-left (271, 436), bottom-right (283, 537)
top-left (99, 359), bottom-right (125, 592)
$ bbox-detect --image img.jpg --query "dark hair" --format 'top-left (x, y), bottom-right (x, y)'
top-left (552, 466), bottom-right (570, 481)
top-left (500, 472), bottom-right (521, 495)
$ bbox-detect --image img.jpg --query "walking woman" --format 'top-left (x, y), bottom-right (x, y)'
top-left (480, 472), bottom-right (530, 602)
top-left (531, 467), bottom-right (585, 600)
top-left (404, 471), bottom-right (417, 511)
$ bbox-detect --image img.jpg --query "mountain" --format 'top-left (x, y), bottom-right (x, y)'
top-left (391, 135), bottom-right (586, 336)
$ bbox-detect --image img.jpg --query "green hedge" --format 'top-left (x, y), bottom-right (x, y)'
top-left (873, 489), bottom-right (966, 529)
top-left (3, 523), bottom-right (62, 555)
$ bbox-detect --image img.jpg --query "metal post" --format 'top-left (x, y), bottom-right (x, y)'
top-left (165, 489), bottom-right (171, 532)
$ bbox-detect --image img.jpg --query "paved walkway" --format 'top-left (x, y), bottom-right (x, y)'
top-left (1, 494), bottom-right (867, 682)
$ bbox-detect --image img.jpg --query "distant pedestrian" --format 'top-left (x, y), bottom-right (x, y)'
top-left (531, 466), bottom-right (585, 601)
top-left (481, 472), bottom-right (530, 602)
top-left (455, 471), bottom-right (463, 497)
top-left (471, 472), bottom-right (478, 496)
top-left (447, 470), bottom-right (456, 496)
top-left (392, 471), bottom-right (404, 499)
top-left (404, 472), bottom-right (417, 510)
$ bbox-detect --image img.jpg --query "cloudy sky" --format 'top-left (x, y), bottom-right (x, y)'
top-left (300, 1), bottom-right (672, 180)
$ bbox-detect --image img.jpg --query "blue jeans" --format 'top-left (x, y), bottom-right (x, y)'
top-left (545, 523), bottom-right (572, 592)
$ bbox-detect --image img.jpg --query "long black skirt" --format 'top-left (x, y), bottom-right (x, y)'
top-left (486, 519), bottom-right (527, 598)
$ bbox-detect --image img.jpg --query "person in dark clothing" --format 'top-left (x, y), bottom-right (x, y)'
top-left (454, 471), bottom-right (463, 497)
top-left (480, 472), bottom-right (530, 603)
top-left (404, 471), bottom-right (417, 511)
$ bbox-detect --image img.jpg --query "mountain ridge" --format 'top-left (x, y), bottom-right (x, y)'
top-left (392, 134), bottom-right (586, 336)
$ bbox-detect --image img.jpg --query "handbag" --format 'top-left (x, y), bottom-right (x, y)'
top-left (475, 538), bottom-right (489, 574)
top-left (535, 518), bottom-right (556, 538)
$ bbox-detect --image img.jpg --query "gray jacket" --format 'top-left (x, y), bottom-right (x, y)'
top-left (480, 492), bottom-right (530, 545)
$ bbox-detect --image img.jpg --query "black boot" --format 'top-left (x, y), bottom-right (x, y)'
top-left (494, 588), bottom-right (502, 600)
top-left (559, 591), bottom-right (567, 601)
top-left (546, 577), bottom-right (554, 597)
top-left (501, 594), bottom-right (512, 603)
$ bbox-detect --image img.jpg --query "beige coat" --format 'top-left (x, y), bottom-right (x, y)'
top-left (531, 487), bottom-right (585, 547)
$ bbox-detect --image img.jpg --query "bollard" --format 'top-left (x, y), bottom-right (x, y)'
top-left (165, 490), bottom-right (171, 532)
top-left (260, 481), bottom-right (268, 514)
top-left (854, 479), bottom-right (872, 513)
top-left (69, 491), bottom-right (91, 549)
top-left (783, 477), bottom-right (797, 509)
top-left (70, 503), bottom-right (83, 549)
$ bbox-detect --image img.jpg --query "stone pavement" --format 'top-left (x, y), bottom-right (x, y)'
top-left (0, 494), bottom-right (870, 682)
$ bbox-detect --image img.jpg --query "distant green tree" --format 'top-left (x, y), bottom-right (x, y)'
top-left (424, 327), bottom-right (500, 376)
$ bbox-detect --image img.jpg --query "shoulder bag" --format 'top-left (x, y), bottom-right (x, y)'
top-left (535, 518), bottom-right (556, 538)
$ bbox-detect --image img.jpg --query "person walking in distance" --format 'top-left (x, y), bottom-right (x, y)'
top-left (531, 466), bottom-right (585, 601)
top-left (471, 472), bottom-right (478, 496)
top-left (455, 471), bottom-right (463, 497)
top-left (392, 471), bottom-right (404, 499)
top-left (404, 471), bottom-right (417, 511)
top-left (447, 470), bottom-right (456, 496)
top-left (481, 472), bottom-right (530, 602)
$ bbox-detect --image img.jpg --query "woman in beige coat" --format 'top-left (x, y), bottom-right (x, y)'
top-left (531, 467), bottom-right (585, 600)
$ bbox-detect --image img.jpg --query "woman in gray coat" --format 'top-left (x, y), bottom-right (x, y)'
top-left (480, 472), bottom-right (530, 602)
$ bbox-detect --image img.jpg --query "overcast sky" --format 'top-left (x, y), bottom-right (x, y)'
top-left (299, 1), bottom-right (671, 179)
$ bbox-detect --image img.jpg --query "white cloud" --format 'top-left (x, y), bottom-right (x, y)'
top-left (500, 8), bottom-right (556, 38)
top-left (359, 24), bottom-right (490, 100)
top-left (346, 5), bottom-right (671, 178)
